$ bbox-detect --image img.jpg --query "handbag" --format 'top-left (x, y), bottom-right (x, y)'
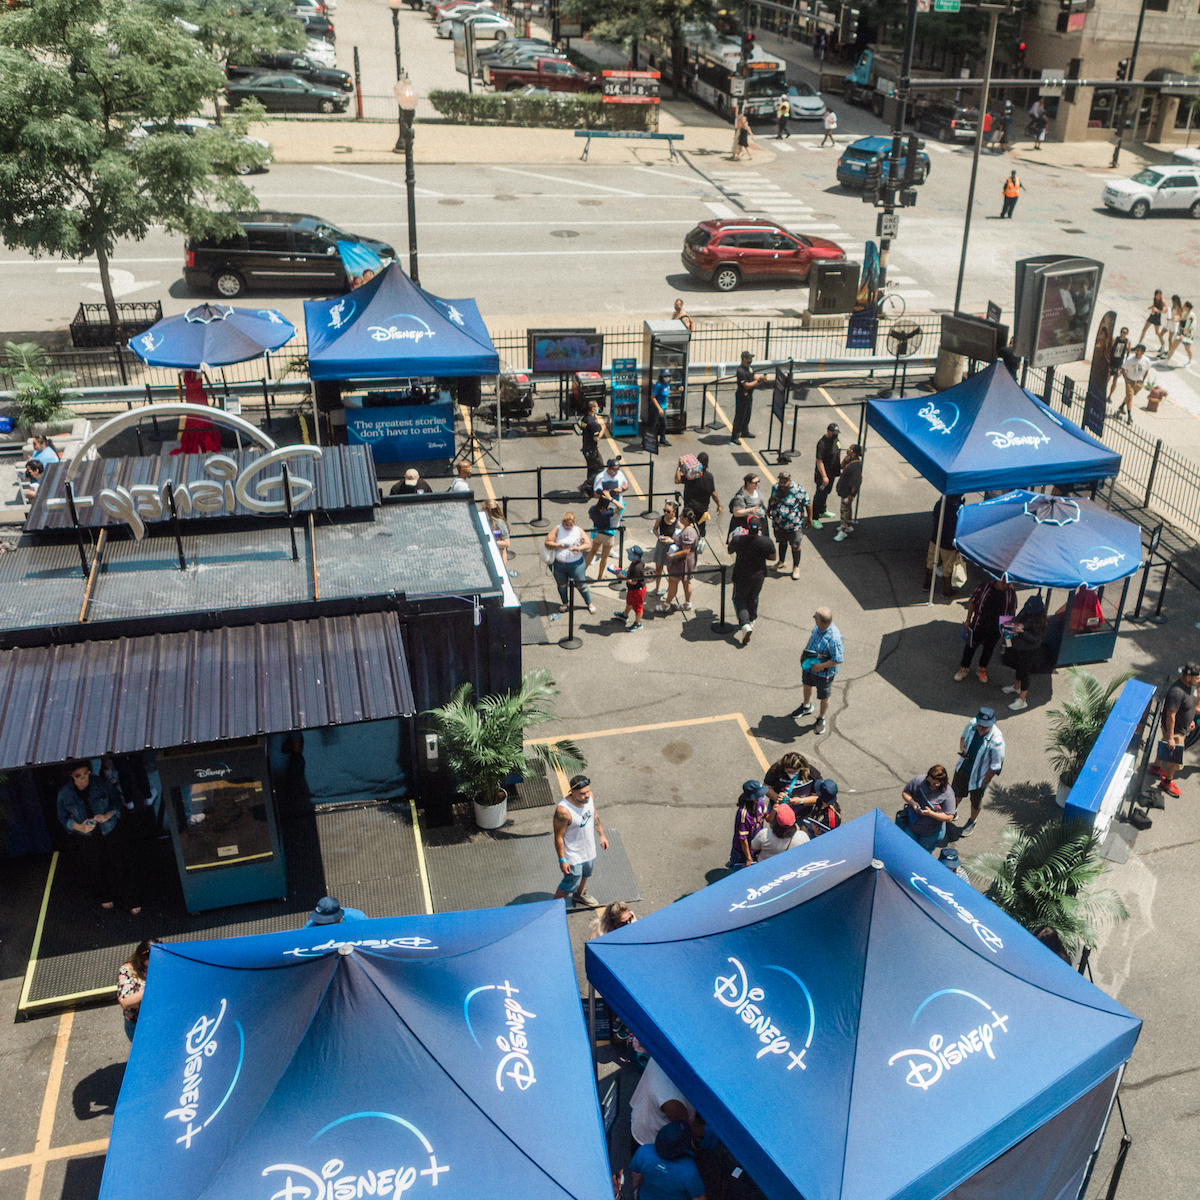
top-left (694, 536), bottom-right (707, 556)
top-left (894, 807), bottom-right (910, 829)
top-left (539, 544), bottom-right (555, 565)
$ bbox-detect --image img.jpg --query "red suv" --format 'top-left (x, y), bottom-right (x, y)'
top-left (681, 218), bottom-right (845, 292)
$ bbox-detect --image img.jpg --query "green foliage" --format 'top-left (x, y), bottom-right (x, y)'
top-left (422, 670), bottom-right (586, 806)
top-left (0, 0), bottom-right (264, 323)
top-left (3, 341), bottom-right (75, 427)
top-left (561, 0), bottom-right (716, 47)
top-left (965, 820), bottom-right (1128, 955)
top-left (1046, 668), bottom-right (1137, 787)
top-left (153, 0), bottom-right (305, 67)
top-left (428, 90), bottom-right (648, 130)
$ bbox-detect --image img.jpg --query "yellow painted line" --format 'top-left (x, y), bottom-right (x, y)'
top-left (0, 1139), bottom-right (110, 1175)
top-left (527, 712), bottom-right (752, 744)
top-left (734, 713), bottom-right (774, 773)
top-left (18, 853), bottom-right (57, 1013)
top-left (24, 1011), bottom-right (73, 1200)
top-left (457, 403), bottom-right (499, 504)
top-left (298, 412), bottom-right (310, 444)
top-left (602, 430), bottom-right (645, 500)
top-left (709, 401), bottom-right (777, 488)
top-left (19, 986), bottom-right (117, 1010)
top-left (816, 385), bottom-right (857, 432)
top-left (408, 800), bottom-right (435, 915)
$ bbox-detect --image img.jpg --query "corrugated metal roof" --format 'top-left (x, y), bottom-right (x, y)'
top-left (0, 613), bottom-right (414, 770)
top-left (26, 445), bottom-right (378, 531)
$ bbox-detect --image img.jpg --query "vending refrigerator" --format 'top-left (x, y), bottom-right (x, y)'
top-left (642, 320), bottom-right (690, 433)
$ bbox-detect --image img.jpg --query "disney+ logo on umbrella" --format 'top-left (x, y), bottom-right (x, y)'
top-left (888, 990), bottom-right (1011, 1091)
top-left (984, 418), bottom-right (1050, 450)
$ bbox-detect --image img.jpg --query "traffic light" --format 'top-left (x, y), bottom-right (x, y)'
top-left (1016, 41), bottom-right (1026, 67)
top-left (741, 30), bottom-right (754, 59)
top-left (903, 135), bottom-right (925, 186)
top-left (900, 188), bottom-right (918, 208)
top-left (1116, 58), bottom-right (1130, 81)
top-left (863, 157), bottom-right (882, 204)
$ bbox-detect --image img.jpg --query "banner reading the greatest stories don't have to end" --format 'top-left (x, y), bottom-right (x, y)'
top-left (347, 401), bottom-right (455, 463)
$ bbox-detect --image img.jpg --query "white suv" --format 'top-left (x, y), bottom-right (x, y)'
top-left (1102, 167), bottom-right (1200, 219)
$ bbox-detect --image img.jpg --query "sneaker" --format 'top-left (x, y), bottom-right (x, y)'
top-left (576, 890), bottom-right (602, 908)
top-left (1009, 697), bottom-right (1028, 711)
top-left (817, 511), bottom-right (835, 521)
top-left (613, 610), bottom-right (627, 620)
top-left (742, 432), bottom-right (756, 439)
top-left (740, 623), bottom-right (753, 646)
top-left (791, 566), bottom-right (801, 580)
top-left (1000, 684), bottom-right (1019, 694)
top-left (1160, 778), bottom-right (1182, 798)
top-left (810, 519), bottom-right (824, 530)
top-left (959, 818), bottom-right (977, 838)
top-left (814, 717), bottom-right (826, 733)
top-left (188, 812), bottom-right (207, 825)
top-left (629, 622), bottom-right (643, 632)
top-left (977, 668), bottom-right (988, 683)
top-left (953, 667), bottom-right (969, 681)
top-left (833, 530), bottom-right (847, 542)
top-left (1148, 762), bottom-right (1164, 778)
top-left (797, 702), bottom-right (814, 716)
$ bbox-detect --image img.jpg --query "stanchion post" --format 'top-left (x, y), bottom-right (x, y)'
top-left (530, 466), bottom-right (549, 527)
top-left (1126, 557), bottom-right (1153, 622)
top-left (641, 458), bottom-right (655, 519)
top-left (1151, 561), bottom-right (1171, 623)
top-left (711, 564), bottom-right (734, 633)
top-left (559, 580), bottom-right (583, 649)
top-left (616, 524), bottom-right (626, 584)
top-left (698, 383), bottom-right (708, 432)
top-left (707, 378), bottom-right (724, 430)
top-left (790, 402), bottom-right (800, 453)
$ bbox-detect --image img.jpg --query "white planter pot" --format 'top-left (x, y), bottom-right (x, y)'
top-left (1055, 782), bottom-right (1071, 809)
top-left (473, 792), bottom-right (508, 830)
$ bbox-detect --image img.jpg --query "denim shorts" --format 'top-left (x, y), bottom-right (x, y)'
top-left (556, 858), bottom-right (593, 893)
top-left (802, 668), bottom-right (834, 699)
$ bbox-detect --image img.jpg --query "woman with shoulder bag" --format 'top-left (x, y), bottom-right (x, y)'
top-left (650, 500), bottom-right (679, 597)
top-left (544, 512), bottom-right (596, 614)
top-left (658, 509), bottom-right (699, 614)
top-left (954, 578), bottom-right (1015, 684)
top-left (1001, 597), bottom-right (1046, 711)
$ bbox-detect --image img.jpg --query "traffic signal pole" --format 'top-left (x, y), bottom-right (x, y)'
top-left (877, 0), bottom-right (921, 296)
top-left (1111, 0), bottom-right (1148, 169)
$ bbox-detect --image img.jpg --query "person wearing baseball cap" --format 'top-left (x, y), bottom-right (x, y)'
top-left (651, 370), bottom-right (672, 448)
top-left (750, 802), bottom-right (809, 861)
top-left (388, 467), bottom-right (432, 496)
top-left (952, 706), bottom-right (1006, 837)
top-left (553, 774), bottom-right (608, 908)
top-left (304, 896), bottom-right (368, 928)
top-left (1149, 662), bottom-right (1200, 800)
top-left (728, 780), bottom-right (770, 869)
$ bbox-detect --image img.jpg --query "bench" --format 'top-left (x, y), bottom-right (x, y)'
top-left (574, 129), bottom-right (684, 162)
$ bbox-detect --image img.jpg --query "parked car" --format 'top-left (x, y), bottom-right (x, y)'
top-left (293, 12), bottom-right (334, 41)
top-left (227, 52), bottom-right (353, 93)
top-left (128, 117), bottom-right (273, 175)
top-left (290, 0), bottom-right (331, 13)
top-left (681, 218), bottom-right (845, 292)
top-left (485, 56), bottom-right (599, 93)
top-left (1101, 166), bottom-right (1200, 219)
top-left (477, 37), bottom-right (552, 62)
top-left (440, 10), bottom-right (514, 37)
top-left (305, 38), bottom-right (337, 67)
top-left (225, 73), bottom-right (349, 114)
top-left (836, 136), bottom-right (930, 188)
top-left (481, 41), bottom-right (565, 66)
top-left (431, 0), bottom-right (490, 18)
top-left (786, 81), bottom-right (825, 120)
top-left (184, 212), bottom-right (395, 298)
top-left (911, 101), bottom-right (977, 143)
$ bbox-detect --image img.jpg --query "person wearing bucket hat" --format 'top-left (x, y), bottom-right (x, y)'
top-left (952, 707), bottom-right (1006, 838)
top-left (939, 846), bottom-right (970, 882)
top-left (728, 780), bottom-right (770, 869)
top-left (629, 1118), bottom-right (715, 1200)
top-left (304, 896), bottom-right (367, 927)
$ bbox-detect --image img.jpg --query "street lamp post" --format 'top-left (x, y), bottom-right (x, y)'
top-left (388, 0), bottom-right (403, 80)
top-left (393, 74), bottom-right (420, 286)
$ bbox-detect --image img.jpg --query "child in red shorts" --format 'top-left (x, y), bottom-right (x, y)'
top-left (613, 559), bottom-right (647, 632)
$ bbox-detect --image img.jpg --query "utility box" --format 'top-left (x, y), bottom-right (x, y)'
top-left (809, 260), bottom-right (861, 316)
top-left (642, 320), bottom-right (690, 433)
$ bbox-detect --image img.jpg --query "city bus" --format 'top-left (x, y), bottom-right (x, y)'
top-left (688, 35), bottom-right (788, 122)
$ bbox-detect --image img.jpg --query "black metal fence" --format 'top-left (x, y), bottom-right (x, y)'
top-left (1018, 361), bottom-right (1200, 539)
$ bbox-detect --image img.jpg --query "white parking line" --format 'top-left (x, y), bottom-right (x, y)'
top-left (773, 142), bottom-right (797, 152)
top-left (312, 165), bottom-right (443, 196)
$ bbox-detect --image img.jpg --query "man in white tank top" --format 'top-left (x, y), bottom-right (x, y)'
top-left (552, 774), bottom-right (608, 908)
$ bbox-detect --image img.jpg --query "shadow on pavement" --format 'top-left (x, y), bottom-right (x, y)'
top-left (985, 780), bottom-right (1060, 833)
top-left (72, 1063), bottom-right (126, 1122)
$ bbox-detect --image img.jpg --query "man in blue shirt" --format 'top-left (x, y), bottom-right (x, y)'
top-left (629, 1119), bottom-right (713, 1200)
top-left (650, 371), bottom-right (672, 448)
top-left (56, 760), bottom-right (140, 913)
top-left (797, 606), bottom-right (843, 735)
top-left (305, 896), bottom-right (368, 927)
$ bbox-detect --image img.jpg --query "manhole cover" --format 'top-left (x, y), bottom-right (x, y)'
top-left (1062, 228), bottom-right (1085, 234)
top-left (494, 193), bottom-right (518, 201)
top-left (551, 229), bottom-right (580, 238)
top-left (1113, 244), bottom-right (1133, 250)
top-left (579, 199), bottom-right (603, 206)
top-left (438, 198), bottom-right (464, 206)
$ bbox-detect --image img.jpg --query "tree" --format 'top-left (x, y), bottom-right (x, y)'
top-left (562, 0), bottom-right (719, 93)
top-left (965, 821), bottom-right (1128, 957)
top-left (0, 0), bottom-right (268, 325)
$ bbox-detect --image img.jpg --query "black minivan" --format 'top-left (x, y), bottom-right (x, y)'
top-left (912, 102), bottom-right (977, 143)
top-left (184, 212), bottom-right (395, 298)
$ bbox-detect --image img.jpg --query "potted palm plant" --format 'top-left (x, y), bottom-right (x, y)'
top-left (4, 342), bottom-right (74, 436)
top-left (963, 820), bottom-right (1128, 959)
top-left (422, 669), bottom-right (586, 830)
top-left (1046, 667), bottom-right (1135, 807)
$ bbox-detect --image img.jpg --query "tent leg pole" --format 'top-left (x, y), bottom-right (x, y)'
top-left (588, 983), bottom-right (598, 1076)
top-left (928, 495), bottom-right (946, 607)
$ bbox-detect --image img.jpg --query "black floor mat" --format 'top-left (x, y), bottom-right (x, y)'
top-left (520, 599), bottom-right (551, 645)
top-left (422, 827), bottom-right (641, 913)
top-left (22, 803), bottom-right (426, 1011)
top-left (507, 760), bottom-right (558, 812)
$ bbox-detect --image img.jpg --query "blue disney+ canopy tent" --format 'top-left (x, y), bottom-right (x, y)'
top-left (866, 361), bottom-right (1120, 495)
top-left (303, 263), bottom-right (499, 380)
top-left (100, 902), bottom-right (612, 1200)
top-left (586, 810), bottom-right (1141, 1200)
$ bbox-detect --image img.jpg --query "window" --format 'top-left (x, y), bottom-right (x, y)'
top-left (294, 231), bottom-right (333, 253)
top-left (769, 232), bottom-right (798, 251)
top-left (1088, 88), bottom-right (1116, 128)
top-left (1163, 176), bottom-right (1198, 188)
top-left (685, 227), bottom-right (711, 249)
top-left (728, 232), bottom-right (771, 249)
top-left (247, 229), bottom-right (292, 252)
